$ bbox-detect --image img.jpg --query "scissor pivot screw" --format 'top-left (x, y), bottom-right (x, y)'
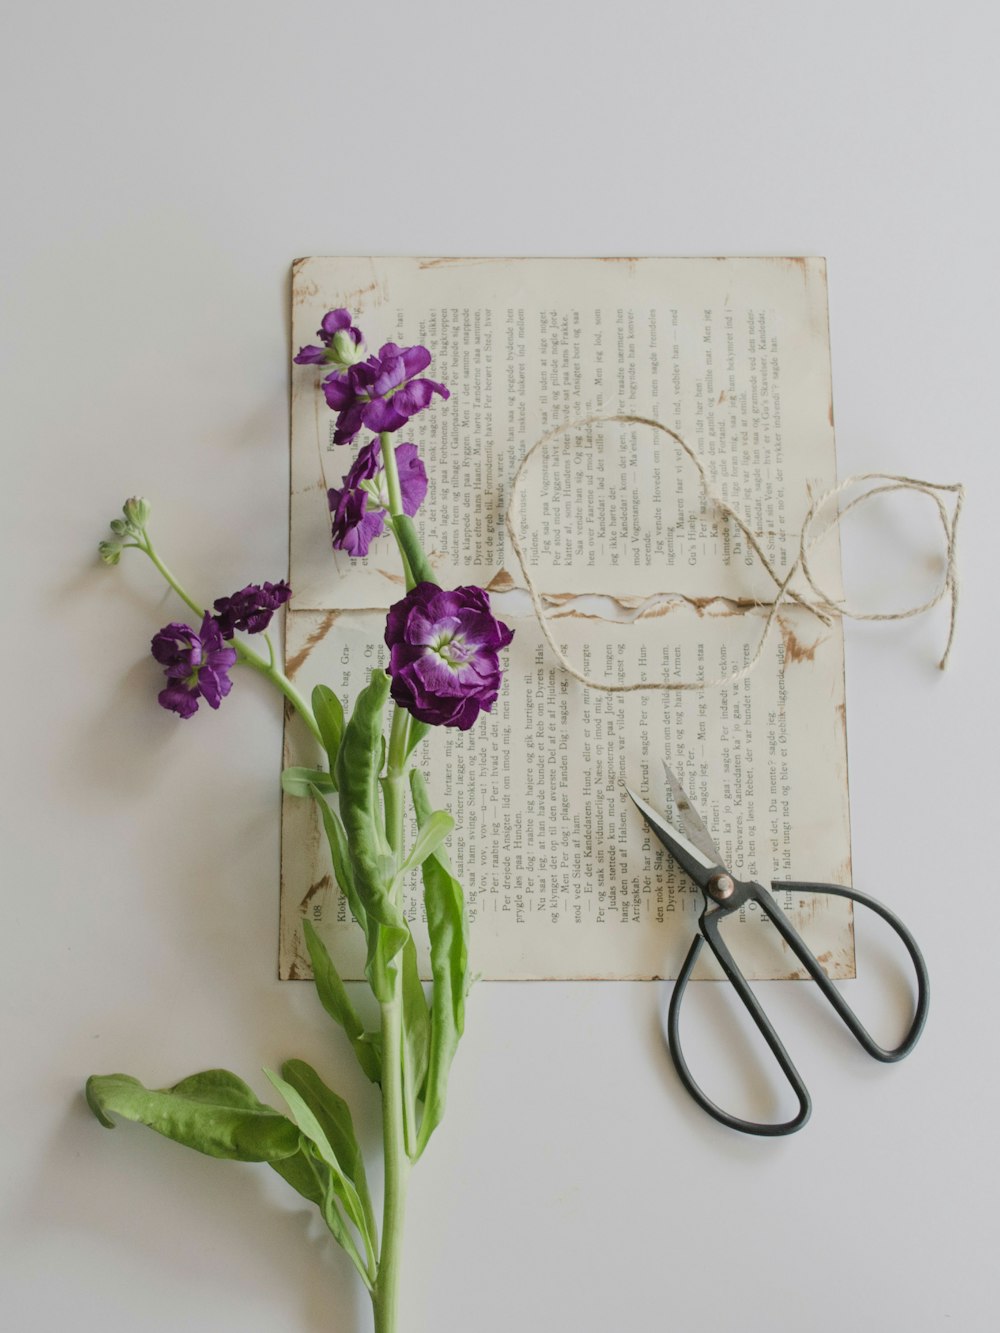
top-left (709, 874), bottom-right (735, 901)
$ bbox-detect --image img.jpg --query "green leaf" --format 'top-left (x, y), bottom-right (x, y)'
top-left (280, 1060), bottom-right (376, 1247)
top-left (401, 936), bottom-right (430, 1135)
top-left (263, 1067), bottom-right (373, 1262)
top-left (281, 766), bottom-right (337, 798)
top-left (390, 514), bottom-right (439, 587)
top-left (398, 810), bottom-right (454, 879)
top-left (334, 669), bottom-right (409, 996)
top-left (85, 1070), bottom-right (302, 1163)
top-left (405, 720), bottom-right (431, 758)
top-left (410, 770), bottom-right (468, 1157)
top-left (308, 785), bottom-right (368, 936)
top-left (302, 919), bottom-right (381, 1084)
top-left (312, 685), bottom-right (345, 776)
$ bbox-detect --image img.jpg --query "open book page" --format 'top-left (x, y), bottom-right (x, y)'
top-left (281, 255), bottom-right (853, 981)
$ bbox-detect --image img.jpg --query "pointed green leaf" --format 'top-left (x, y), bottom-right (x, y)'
top-left (334, 671), bottom-right (405, 937)
top-left (405, 719), bottom-right (430, 758)
top-left (399, 810), bottom-right (454, 879)
top-left (280, 1059), bottom-right (377, 1248)
top-left (263, 1067), bottom-right (372, 1263)
top-left (410, 770), bottom-right (469, 1157)
top-left (312, 685), bottom-right (345, 776)
top-left (302, 919), bottom-right (381, 1084)
top-left (85, 1070), bottom-right (302, 1163)
top-left (402, 935), bottom-right (430, 1114)
top-left (282, 766), bottom-right (337, 798)
top-left (308, 787), bottom-right (368, 936)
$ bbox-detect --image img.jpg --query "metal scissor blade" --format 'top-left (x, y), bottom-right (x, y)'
top-left (661, 760), bottom-right (726, 869)
top-left (624, 786), bottom-right (722, 890)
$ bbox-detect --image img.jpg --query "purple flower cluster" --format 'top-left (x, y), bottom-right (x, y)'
top-left (297, 309), bottom-right (514, 731)
top-left (152, 615), bottom-right (237, 719)
top-left (329, 440), bottom-right (427, 557)
top-left (152, 582), bottom-right (290, 718)
top-left (384, 583), bottom-right (514, 731)
top-left (213, 580), bottom-right (291, 638)
top-left (296, 308), bottom-right (449, 446)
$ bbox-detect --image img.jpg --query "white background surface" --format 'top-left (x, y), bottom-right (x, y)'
top-left (2, 2), bottom-right (998, 1329)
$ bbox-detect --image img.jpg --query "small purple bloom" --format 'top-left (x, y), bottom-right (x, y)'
top-left (329, 440), bottom-right (428, 557)
top-left (384, 583), bottom-right (514, 731)
top-left (212, 581), bottom-right (291, 639)
top-left (308, 321), bottom-right (448, 445)
top-left (293, 308), bottom-right (366, 369)
top-left (151, 614), bottom-right (237, 718)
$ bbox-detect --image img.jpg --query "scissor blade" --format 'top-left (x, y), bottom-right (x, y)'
top-left (624, 786), bottom-right (723, 890)
top-left (661, 760), bottom-right (726, 869)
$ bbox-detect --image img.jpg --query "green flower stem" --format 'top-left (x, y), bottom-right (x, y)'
top-left (379, 431), bottom-right (406, 520)
top-left (233, 641), bottom-right (323, 748)
top-left (373, 434), bottom-right (435, 1331)
top-left (379, 432), bottom-right (417, 595)
top-left (142, 536), bottom-right (204, 620)
top-left (373, 993), bottom-right (409, 1333)
top-left (373, 692), bottom-right (413, 1333)
top-left (137, 532), bottom-right (323, 748)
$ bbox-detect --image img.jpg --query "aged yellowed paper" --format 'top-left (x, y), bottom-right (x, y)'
top-left (281, 256), bottom-right (852, 982)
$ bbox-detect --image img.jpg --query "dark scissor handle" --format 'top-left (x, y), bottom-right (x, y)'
top-left (667, 879), bottom-right (930, 1136)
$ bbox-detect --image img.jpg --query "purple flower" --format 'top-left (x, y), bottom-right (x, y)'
top-left (318, 332), bottom-right (450, 445)
top-left (151, 614), bottom-right (237, 718)
top-left (384, 583), bottom-right (514, 731)
top-left (212, 581), bottom-right (291, 639)
top-left (293, 308), bottom-right (366, 369)
top-left (329, 440), bottom-right (428, 557)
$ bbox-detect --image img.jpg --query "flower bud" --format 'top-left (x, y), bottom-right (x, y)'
top-left (109, 519), bottom-right (129, 536)
top-left (99, 540), bottom-right (124, 566)
top-left (123, 496), bottom-right (151, 529)
top-left (328, 328), bottom-right (366, 369)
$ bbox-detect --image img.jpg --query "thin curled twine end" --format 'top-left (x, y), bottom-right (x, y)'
top-left (504, 413), bottom-right (965, 693)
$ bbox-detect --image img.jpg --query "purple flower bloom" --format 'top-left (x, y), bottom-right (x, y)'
top-left (212, 581), bottom-right (291, 639)
top-left (293, 308), bottom-right (366, 369)
top-left (329, 440), bottom-right (428, 557)
top-left (384, 583), bottom-right (514, 730)
top-left (151, 614), bottom-right (237, 718)
top-left (318, 333), bottom-right (449, 445)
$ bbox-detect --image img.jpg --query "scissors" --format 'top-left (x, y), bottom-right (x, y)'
top-left (625, 764), bottom-right (929, 1137)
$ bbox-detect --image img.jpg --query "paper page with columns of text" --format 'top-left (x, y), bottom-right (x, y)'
top-left (280, 256), bottom-right (852, 981)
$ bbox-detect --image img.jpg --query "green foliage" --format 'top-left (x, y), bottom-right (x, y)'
top-left (335, 668), bottom-right (409, 998)
top-left (281, 766), bottom-right (337, 798)
top-left (85, 1069), bottom-right (302, 1163)
top-left (405, 719), bottom-right (430, 758)
top-left (410, 770), bottom-right (469, 1157)
top-left (398, 810), bottom-right (455, 880)
top-left (400, 937), bottom-right (431, 1152)
top-left (266, 1063), bottom-right (377, 1285)
top-left (308, 783), bottom-right (369, 935)
top-left (312, 684), bottom-right (345, 778)
top-left (302, 919), bottom-right (382, 1085)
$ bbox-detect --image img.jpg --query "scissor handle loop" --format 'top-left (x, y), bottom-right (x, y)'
top-left (766, 879), bottom-right (930, 1062)
top-left (667, 880), bottom-right (930, 1136)
top-left (668, 927), bottom-right (812, 1137)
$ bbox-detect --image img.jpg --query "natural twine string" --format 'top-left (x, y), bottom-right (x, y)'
top-left (504, 413), bottom-right (965, 693)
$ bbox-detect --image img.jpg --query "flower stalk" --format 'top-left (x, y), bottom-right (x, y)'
top-left (88, 311), bottom-right (513, 1333)
top-left (128, 520), bottom-right (322, 746)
